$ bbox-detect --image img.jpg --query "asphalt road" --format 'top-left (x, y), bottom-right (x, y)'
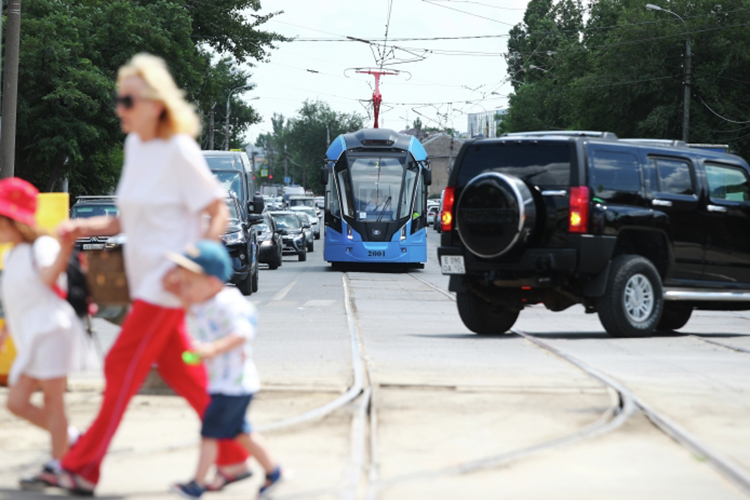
top-left (1, 225), bottom-right (749, 499)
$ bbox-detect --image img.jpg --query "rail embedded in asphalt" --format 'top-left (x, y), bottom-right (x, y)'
top-left (406, 272), bottom-right (750, 496)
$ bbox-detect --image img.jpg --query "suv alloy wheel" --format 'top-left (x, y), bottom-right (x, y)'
top-left (597, 255), bottom-right (664, 337)
top-left (456, 291), bottom-right (520, 335)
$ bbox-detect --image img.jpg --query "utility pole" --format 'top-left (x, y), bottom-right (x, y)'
top-left (646, 4), bottom-right (691, 142)
top-left (1, 0), bottom-right (22, 178)
top-left (683, 41), bottom-right (692, 143)
top-left (209, 103), bottom-right (216, 150)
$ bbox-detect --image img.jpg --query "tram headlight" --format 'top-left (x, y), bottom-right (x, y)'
top-left (400, 225), bottom-right (407, 241)
top-left (347, 225), bottom-right (353, 240)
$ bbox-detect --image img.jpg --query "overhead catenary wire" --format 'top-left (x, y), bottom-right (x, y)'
top-left (699, 96), bottom-right (750, 124)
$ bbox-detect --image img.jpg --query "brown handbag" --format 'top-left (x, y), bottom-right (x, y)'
top-left (84, 249), bottom-right (131, 306)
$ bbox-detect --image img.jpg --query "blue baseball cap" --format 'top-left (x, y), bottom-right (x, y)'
top-left (166, 240), bottom-right (233, 282)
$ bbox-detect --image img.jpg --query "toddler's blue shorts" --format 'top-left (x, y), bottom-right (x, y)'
top-left (201, 393), bottom-right (253, 439)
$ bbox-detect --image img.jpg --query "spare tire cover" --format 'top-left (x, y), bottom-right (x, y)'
top-left (456, 172), bottom-right (536, 258)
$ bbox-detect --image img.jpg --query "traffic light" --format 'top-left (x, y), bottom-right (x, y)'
top-left (269, 174), bottom-right (273, 180)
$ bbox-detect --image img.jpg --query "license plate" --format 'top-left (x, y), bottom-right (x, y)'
top-left (83, 244), bottom-right (105, 250)
top-left (440, 255), bottom-right (465, 275)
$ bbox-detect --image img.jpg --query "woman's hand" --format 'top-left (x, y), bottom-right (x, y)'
top-left (57, 219), bottom-right (87, 242)
top-left (162, 267), bottom-right (182, 296)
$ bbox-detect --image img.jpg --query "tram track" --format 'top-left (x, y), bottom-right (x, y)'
top-left (690, 335), bottom-right (750, 355)
top-left (401, 272), bottom-right (750, 497)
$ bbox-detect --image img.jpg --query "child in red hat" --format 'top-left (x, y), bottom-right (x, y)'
top-left (0, 178), bottom-right (90, 490)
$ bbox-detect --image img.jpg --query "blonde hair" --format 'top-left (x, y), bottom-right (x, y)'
top-left (0, 215), bottom-right (50, 244)
top-left (117, 53), bottom-right (202, 139)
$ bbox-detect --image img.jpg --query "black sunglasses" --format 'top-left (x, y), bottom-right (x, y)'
top-left (114, 95), bottom-right (138, 109)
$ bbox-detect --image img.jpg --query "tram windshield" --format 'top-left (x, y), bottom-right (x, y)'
top-left (338, 155), bottom-right (416, 222)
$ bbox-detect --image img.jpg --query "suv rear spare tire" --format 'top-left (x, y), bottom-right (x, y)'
top-left (457, 291), bottom-right (520, 335)
top-left (456, 173), bottom-right (536, 258)
top-left (597, 255), bottom-right (663, 337)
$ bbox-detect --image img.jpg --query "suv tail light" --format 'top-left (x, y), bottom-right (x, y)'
top-left (441, 187), bottom-right (455, 232)
top-left (568, 186), bottom-right (589, 234)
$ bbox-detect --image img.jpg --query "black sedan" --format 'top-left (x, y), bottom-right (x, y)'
top-left (256, 213), bottom-right (283, 270)
top-left (269, 211), bottom-right (307, 262)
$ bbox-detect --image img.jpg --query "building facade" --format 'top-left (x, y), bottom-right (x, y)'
top-left (421, 133), bottom-right (464, 197)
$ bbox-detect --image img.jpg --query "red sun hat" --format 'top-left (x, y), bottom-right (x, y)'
top-left (0, 177), bottom-right (39, 227)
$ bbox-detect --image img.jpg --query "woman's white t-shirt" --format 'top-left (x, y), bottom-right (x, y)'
top-left (116, 133), bottom-right (225, 308)
top-left (1, 237), bottom-right (89, 384)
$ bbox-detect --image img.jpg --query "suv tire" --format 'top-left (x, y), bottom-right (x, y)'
top-left (307, 240), bottom-right (314, 252)
top-left (657, 304), bottom-right (693, 331)
top-left (268, 251), bottom-right (280, 270)
top-left (298, 249), bottom-right (307, 262)
top-left (251, 266), bottom-right (259, 293)
top-left (597, 255), bottom-right (663, 337)
top-left (457, 291), bottom-right (520, 335)
top-left (238, 274), bottom-right (253, 296)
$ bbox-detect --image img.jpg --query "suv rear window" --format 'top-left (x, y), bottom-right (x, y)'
top-left (589, 150), bottom-right (641, 200)
top-left (457, 143), bottom-right (571, 188)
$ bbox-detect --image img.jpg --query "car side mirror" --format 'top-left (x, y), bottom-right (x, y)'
top-left (423, 168), bottom-right (432, 186)
top-left (247, 214), bottom-right (264, 226)
top-left (248, 195), bottom-right (265, 214)
top-left (321, 167), bottom-right (329, 185)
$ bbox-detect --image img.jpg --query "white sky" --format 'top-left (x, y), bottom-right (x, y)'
top-left (241, 0), bottom-right (530, 145)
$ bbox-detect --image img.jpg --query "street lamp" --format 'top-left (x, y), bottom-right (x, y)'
top-left (646, 3), bottom-right (691, 142)
top-left (225, 84), bottom-right (256, 150)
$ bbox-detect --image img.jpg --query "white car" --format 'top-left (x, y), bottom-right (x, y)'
top-left (315, 196), bottom-right (325, 209)
top-left (427, 205), bottom-right (440, 226)
top-left (290, 206), bottom-right (320, 239)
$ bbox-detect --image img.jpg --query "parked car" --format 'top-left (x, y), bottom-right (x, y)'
top-left (435, 189), bottom-right (445, 233)
top-left (426, 205), bottom-right (439, 226)
top-left (203, 150), bottom-right (264, 219)
top-left (221, 196), bottom-right (260, 295)
top-left (269, 211), bottom-right (307, 262)
top-left (295, 213), bottom-right (314, 252)
top-left (438, 130), bottom-right (750, 338)
top-left (70, 196), bottom-right (121, 250)
top-left (256, 214), bottom-right (283, 270)
top-left (290, 206), bottom-right (320, 239)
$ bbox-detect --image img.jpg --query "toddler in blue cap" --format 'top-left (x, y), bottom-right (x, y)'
top-left (164, 241), bottom-right (282, 499)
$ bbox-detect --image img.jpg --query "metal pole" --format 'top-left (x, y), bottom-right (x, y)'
top-left (683, 40), bottom-right (691, 143)
top-left (209, 103), bottom-right (215, 150)
top-left (1, 0), bottom-right (22, 178)
top-left (224, 92), bottom-right (231, 151)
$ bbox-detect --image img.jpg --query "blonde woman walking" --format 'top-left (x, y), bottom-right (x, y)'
top-left (55, 54), bottom-right (250, 495)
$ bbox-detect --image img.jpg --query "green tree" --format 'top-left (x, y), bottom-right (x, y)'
top-left (256, 101), bottom-right (364, 194)
top-left (13, 0), bottom-right (285, 196)
top-left (502, 0), bottom-right (750, 157)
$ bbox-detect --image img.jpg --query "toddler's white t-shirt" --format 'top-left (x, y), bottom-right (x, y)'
top-left (190, 288), bottom-right (260, 395)
top-left (116, 133), bottom-right (225, 308)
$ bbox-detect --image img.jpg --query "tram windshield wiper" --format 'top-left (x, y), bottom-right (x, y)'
top-left (377, 196), bottom-right (392, 223)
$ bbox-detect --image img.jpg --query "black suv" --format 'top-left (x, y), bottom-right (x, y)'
top-left (269, 211), bottom-right (307, 262)
top-left (222, 196), bottom-right (261, 296)
top-left (438, 131), bottom-right (750, 337)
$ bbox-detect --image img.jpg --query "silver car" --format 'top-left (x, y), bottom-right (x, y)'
top-left (290, 206), bottom-right (320, 240)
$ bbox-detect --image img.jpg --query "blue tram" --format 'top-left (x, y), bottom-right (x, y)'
top-left (322, 128), bottom-right (432, 266)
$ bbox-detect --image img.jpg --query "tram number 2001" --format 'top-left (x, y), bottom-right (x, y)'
top-left (368, 250), bottom-right (386, 257)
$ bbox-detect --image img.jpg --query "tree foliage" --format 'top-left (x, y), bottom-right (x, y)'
top-left (501, 0), bottom-right (750, 157)
top-left (13, 0), bottom-right (285, 197)
top-left (255, 100), bottom-right (364, 195)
